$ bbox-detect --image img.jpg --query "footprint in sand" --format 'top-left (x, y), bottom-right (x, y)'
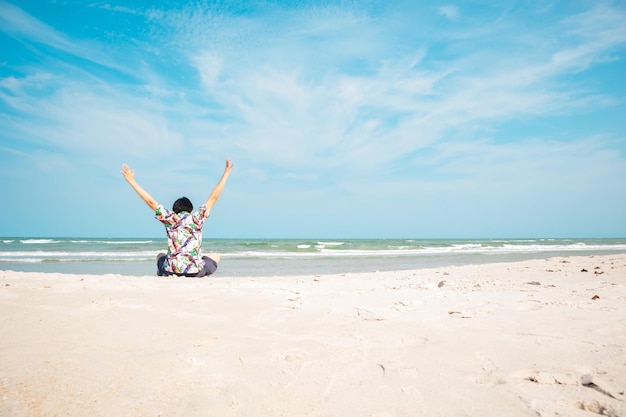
top-left (356, 308), bottom-right (386, 321)
top-left (473, 352), bottom-right (505, 385)
top-left (515, 370), bottom-right (625, 417)
top-left (393, 300), bottom-right (413, 311)
top-left (448, 310), bottom-right (475, 319)
top-left (284, 291), bottom-right (302, 310)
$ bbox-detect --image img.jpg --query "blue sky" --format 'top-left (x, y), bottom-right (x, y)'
top-left (1, 0), bottom-right (625, 238)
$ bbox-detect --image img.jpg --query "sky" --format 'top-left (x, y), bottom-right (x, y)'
top-left (0, 0), bottom-right (625, 239)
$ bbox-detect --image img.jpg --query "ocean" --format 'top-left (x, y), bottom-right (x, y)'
top-left (1, 237), bottom-right (625, 277)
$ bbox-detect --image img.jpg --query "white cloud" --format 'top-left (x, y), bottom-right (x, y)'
top-left (1, 1), bottom-right (625, 236)
top-left (1, 77), bottom-right (184, 166)
top-left (4, 3), bottom-right (624, 175)
top-left (438, 5), bottom-right (459, 21)
top-left (193, 52), bottom-right (222, 89)
top-left (0, 1), bottom-right (73, 51)
top-left (0, 2), bottom-right (147, 79)
top-left (94, 4), bottom-right (140, 15)
top-left (164, 6), bottom-right (623, 201)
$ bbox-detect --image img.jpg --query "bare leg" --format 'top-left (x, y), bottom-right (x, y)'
top-left (206, 253), bottom-right (221, 264)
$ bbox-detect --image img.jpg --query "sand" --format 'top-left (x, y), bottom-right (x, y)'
top-left (1, 254), bottom-right (625, 417)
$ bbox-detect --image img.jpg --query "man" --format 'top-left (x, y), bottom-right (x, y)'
top-left (121, 158), bottom-right (233, 277)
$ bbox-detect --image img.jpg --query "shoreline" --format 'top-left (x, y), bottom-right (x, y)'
top-left (1, 254), bottom-right (625, 416)
top-left (3, 248), bottom-right (626, 278)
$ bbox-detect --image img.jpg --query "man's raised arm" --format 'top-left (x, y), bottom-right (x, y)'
top-left (121, 164), bottom-right (159, 211)
top-left (203, 158), bottom-right (234, 212)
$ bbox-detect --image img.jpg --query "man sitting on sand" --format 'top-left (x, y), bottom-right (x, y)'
top-left (121, 158), bottom-right (233, 277)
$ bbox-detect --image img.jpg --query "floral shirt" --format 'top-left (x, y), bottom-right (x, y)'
top-left (155, 204), bottom-right (210, 275)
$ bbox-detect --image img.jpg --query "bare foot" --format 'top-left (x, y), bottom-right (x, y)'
top-left (207, 253), bottom-right (221, 264)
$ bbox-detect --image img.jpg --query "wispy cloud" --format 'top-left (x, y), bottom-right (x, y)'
top-left (3, 3), bottom-right (624, 164)
top-left (0, 1), bottom-right (153, 82)
top-left (438, 5), bottom-right (460, 21)
top-left (0, 1), bottom-right (624, 237)
top-left (0, 1), bottom-right (74, 52)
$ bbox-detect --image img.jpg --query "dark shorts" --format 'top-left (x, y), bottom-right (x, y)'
top-left (157, 255), bottom-right (218, 278)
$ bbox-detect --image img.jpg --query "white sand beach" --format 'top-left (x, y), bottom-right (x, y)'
top-left (1, 254), bottom-right (625, 417)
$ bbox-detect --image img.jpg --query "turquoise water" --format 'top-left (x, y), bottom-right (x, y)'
top-left (1, 237), bottom-right (625, 277)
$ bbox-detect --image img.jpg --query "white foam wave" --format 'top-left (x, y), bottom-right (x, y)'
top-left (2, 242), bottom-right (625, 263)
top-left (0, 258), bottom-right (45, 263)
top-left (0, 250), bottom-right (158, 261)
top-left (221, 242), bottom-right (626, 259)
top-left (20, 239), bottom-right (59, 244)
top-left (69, 240), bottom-right (155, 244)
top-left (0, 257), bottom-right (151, 263)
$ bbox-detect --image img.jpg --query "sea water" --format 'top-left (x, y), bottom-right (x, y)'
top-left (1, 238), bottom-right (625, 277)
